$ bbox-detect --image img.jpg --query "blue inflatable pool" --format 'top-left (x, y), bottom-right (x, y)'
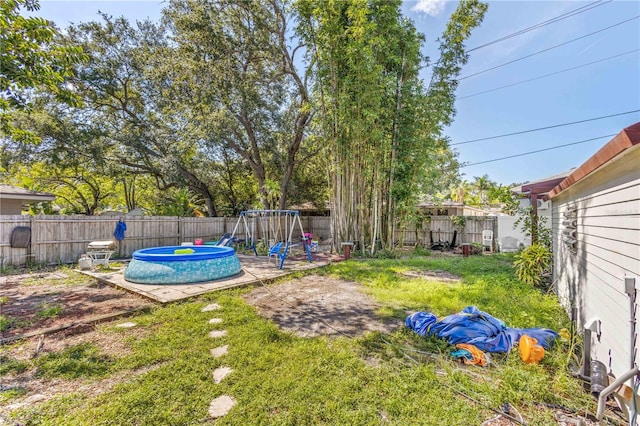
top-left (124, 246), bottom-right (241, 284)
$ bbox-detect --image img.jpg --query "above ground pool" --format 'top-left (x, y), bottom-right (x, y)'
top-left (124, 245), bottom-right (241, 285)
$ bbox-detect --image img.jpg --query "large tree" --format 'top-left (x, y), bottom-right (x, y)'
top-left (0, 0), bottom-right (85, 142)
top-left (298, 0), bottom-right (487, 252)
top-left (163, 0), bottom-right (316, 210)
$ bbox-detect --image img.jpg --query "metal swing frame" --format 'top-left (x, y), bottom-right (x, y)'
top-left (229, 210), bottom-right (312, 269)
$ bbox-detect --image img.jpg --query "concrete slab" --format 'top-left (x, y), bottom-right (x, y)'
top-left (208, 395), bottom-right (236, 418)
top-left (213, 366), bottom-right (233, 384)
top-left (210, 345), bottom-right (229, 358)
top-left (209, 330), bottom-right (227, 339)
top-left (201, 303), bottom-right (222, 312)
top-left (79, 253), bottom-right (342, 304)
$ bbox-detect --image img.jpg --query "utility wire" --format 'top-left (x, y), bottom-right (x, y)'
top-left (452, 110), bottom-right (640, 146)
top-left (459, 15), bottom-right (640, 80)
top-left (467, 0), bottom-right (612, 53)
top-left (461, 134), bottom-right (616, 167)
top-left (458, 49), bottom-right (640, 100)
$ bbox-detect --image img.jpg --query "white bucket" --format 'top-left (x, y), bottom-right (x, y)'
top-left (78, 254), bottom-right (93, 270)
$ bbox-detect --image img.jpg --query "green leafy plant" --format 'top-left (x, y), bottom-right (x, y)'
top-left (35, 343), bottom-right (113, 379)
top-left (413, 245), bottom-right (431, 257)
top-left (471, 242), bottom-right (483, 255)
top-left (514, 243), bottom-right (552, 286)
top-left (374, 249), bottom-right (397, 259)
top-left (0, 314), bottom-right (15, 332)
top-left (37, 302), bottom-right (64, 319)
top-left (450, 215), bottom-right (466, 229)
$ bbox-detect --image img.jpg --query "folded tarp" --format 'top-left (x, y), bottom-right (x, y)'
top-left (405, 306), bottom-right (559, 353)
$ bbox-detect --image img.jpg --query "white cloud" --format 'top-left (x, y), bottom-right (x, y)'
top-left (411, 0), bottom-right (447, 16)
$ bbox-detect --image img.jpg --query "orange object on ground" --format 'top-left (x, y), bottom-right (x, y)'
top-left (455, 343), bottom-right (487, 367)
top-left (519, 335), bottom-right (545, 364)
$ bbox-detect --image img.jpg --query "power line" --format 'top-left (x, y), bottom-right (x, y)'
top-left (467, 0), bottom-right (612, 53)
top-left (459, 15), bottom-right (640, 81)
top-left (461, 134), bottom-right (616, 168)
top-left (458, 49), bottom-right (640, 100)
top-left (452, 110), bottom-right (640, 145)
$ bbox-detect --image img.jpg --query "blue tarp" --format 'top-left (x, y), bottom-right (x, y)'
top-left (113, 220), bottom-right (127, 241)
top-left (405, 306), bottom-right (559, 353)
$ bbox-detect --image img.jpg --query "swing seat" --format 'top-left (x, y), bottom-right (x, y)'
top-left (268, 242), bottom-right (285, 266)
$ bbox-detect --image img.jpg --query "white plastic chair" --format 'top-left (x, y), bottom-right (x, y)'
top-left (482, 230), bottom-right (493, 253)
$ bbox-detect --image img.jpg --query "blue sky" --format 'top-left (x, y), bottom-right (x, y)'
top-left (34, 0), bottom-right (640, 185)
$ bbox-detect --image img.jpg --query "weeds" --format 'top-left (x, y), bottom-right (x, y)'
top-left (36, 302), bottom-right (64, 319)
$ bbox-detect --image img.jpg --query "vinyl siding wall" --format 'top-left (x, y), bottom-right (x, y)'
top-left (552, 145), bottom-right (640, 378)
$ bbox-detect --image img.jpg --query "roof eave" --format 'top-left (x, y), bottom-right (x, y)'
top-left (549, 122), bottom-right (640, 199)
top-left (0, 194), bottom-right (56, 202)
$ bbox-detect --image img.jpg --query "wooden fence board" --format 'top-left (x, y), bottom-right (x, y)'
top-left (0, 214), bottom-right (497, 266)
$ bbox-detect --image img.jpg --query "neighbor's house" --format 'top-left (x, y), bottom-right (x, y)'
top-left (496, 170), bottom-right (574, 252)
top-left (416, 201), bottom-right (493, 217)
top-left (0, 184), bottom-right (55, 215)
top-left (549, 122), bottom-right (640, 383)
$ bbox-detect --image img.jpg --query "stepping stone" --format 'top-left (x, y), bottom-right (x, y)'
top-left (209, 330), bottom-right (227, 339)
top-left (210, 345), bottom-right (229, 358)
top-left (201, 303), bottom-right (222, 312)
top-left (213, 366), bottom-right (234, 384)
top-left (208, 318), bottom-right (223, 324)
top-left (116, 322), bottom-right (137, 328)
top-left (208, 395), bottom-right (236, 418)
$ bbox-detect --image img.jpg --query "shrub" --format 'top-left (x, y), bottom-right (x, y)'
top-left (514, 243), bottom-right (552, 286)
top-left (374, 249), bottom-right (397, 259)
top-left (413, 245), bottom-right (431, 257)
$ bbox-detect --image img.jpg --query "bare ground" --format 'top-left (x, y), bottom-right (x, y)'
top-left (0, 270), bottom-right (152, 341)
top-left (242, 274), bottom-right (398, 337)
top-left (1, 269), bottom-right (155, 421)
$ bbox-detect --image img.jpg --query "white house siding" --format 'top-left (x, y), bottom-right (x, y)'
top-left (552, 145), bottom-right (640, 379)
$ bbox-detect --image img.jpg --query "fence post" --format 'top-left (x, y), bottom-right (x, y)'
top-left (30, 215), bottom-right (35, 264)
top-left (178, 217), bottom-right (183, 243)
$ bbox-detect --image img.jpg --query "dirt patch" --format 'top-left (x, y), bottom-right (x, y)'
top-left (242, 274), bottom-right (396, 337)
top-left (1, 360), bottom-right (166, 419)
top-left (400, 270), bottom-right (462, 283)
top-left (0, 270), bottom-right (152, 341)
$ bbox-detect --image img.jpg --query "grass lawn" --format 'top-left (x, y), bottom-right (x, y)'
top-left (3, 253), bottom-right (597, 425)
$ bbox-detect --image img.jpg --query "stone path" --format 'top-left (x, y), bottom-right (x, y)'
top-left (202, 303), bottom-right (236, 419)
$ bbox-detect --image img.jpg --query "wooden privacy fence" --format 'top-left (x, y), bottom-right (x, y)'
top-left (0, 214), bottom-right (495, 266)
top-left (399, 216), bottom-right (497, 247)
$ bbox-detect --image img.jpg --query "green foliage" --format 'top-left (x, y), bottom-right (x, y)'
top-left (412, 244), bottom-right (431, 257)
top-left (0, 386), bottom-right (28, 403)
top-left (449, 176), bottom-right (515, 209)
top-left (298, 0), bottom-right (486, 253)
top-left (0, 355), bottom-right (29, 375)
top-left (36, 302), bottom-right (64, 319)
top-left (35, 343), bottom-right (113, 379)
top-left (471, 242), bottom-right (484, 255)
top-left (514, 243), bottom-right (553, 286)
top-left (0, 314), bottom-right (15, 332)
top-left (373, 249), bottom-right (398, 259)
top-left (514, 205), bottom-right (552, 249)
top-left (450, 215), bottom-right (466, 229)
top-left (0, 0), bottom-right (85, 141)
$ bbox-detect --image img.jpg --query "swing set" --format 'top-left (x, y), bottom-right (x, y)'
top-left (228, 210), bottom-right (313, 269)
